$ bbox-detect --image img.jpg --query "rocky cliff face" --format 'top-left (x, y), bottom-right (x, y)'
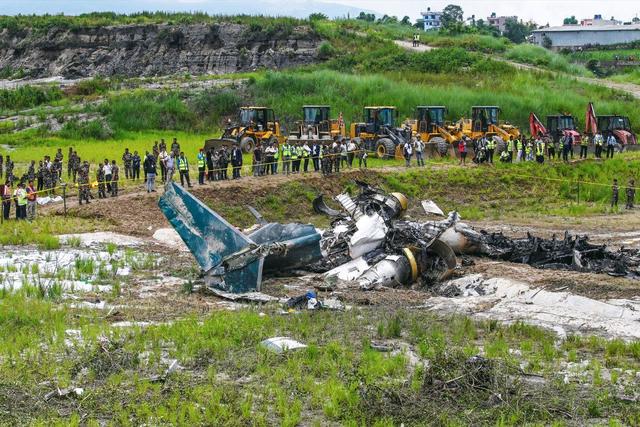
top-left (0, 23), bottom-right (322, 78)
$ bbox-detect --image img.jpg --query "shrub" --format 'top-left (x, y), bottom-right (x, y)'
top-left (58, 118), bottom-right (114, 140)
top-left (318, 41), bottom-right (336, 60)
top-left (0, 85), bottom-right (63, 111)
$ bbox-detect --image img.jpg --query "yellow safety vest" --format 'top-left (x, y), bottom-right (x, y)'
top-left (178, 158), bottom-right (189, 171)
top-left (282, 145), bottom-right (291, 157)
top-left (197, 153), bottom-right (205, 168)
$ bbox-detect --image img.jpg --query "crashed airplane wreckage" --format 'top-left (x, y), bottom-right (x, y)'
top-left (159, 181), bottom-right (640, 294)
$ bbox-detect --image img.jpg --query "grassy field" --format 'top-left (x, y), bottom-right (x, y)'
top-left (2, 287), bottom-right (639, 425)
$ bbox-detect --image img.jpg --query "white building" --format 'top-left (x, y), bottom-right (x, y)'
top-left (580, 14), bottom-right (621, 26)
top-left (420, 7), bottom-right (442, 31)
top-left (531, 24), bottom-right (640, 49)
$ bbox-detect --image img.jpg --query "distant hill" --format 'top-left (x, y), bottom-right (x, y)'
top-left (2, 0), bottom-right (376, 19)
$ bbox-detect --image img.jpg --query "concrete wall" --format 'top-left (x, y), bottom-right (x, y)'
top-left (532, 28), bottom-right (640, 48)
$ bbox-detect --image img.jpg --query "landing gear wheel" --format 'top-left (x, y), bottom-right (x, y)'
top-left (376, 138), bottom-right (396, 159)
top-left (240, 136), bottom-right (255, 153)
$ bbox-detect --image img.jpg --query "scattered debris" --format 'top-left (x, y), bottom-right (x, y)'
top-left (207, 287), bottom-right (279, 303)
top-left (426, 275), bottom-right (640, 339)
top-left (44, 387), bottom-right (84, 400)
top-left (260, 337), bottom-right (307, 353)
top-left (422, 200), bottom-right (444, 216)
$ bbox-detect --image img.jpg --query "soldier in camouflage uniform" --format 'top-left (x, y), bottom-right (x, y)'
top-left (159, 139), bottom-right (167, 153)
top-left (122, 148), bottom-right (132, 180)
top-left (27, 160), bottom-right (35, 183)
top-left (67, 147), bottom-right (75, 179)
top-left (152, 141), bottom-right (159, 158)
top-left (110, 160), bottom-right (119, 197)
top-left (96, 163), bottom-right (106, 199)
top-left (36, 160), bottom-right (44, 192)
top-left (171, 138), bottom-right (180, 157)
top-left (77, 161), bottom-right (91, 205)
top-left (0, 154), bottom-right (3, 179)
top-left (5, 156), bottom-right (14, 185)
top-left (72, 151), bottom-right (80, 183)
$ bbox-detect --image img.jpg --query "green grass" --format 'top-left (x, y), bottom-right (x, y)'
top-left (0, 216), bottom-right (106, 247)
top-left (1, 291), bottom-right (639, 425)
top-left (505, 44), bottom-right (590, 75)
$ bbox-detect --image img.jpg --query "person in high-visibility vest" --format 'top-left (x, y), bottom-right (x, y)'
top-left (535, 138), bottom-right (545, 164)
top-left (177, 151), bottom-right (192, 187)
top-left (580, 134), bottom-right (589, 159)
top-left (594, 131), bottom-right (604, 159)
top-left (197, 148), bottom-right (206, 185)
top-left (14, 182), bottom-right (27, 220)
top-left (486, 137), bottom-right (496, 164)
top-left (291, 143), bottom-right (300, 174)
top-left (272, 142), bottom-right (280, 175)
top-left (281, 142), bottom-right (292, 175)
top-left (302, 141), bottom-right (311, 173)
top-left (506, 137), bottom-right (514, 163)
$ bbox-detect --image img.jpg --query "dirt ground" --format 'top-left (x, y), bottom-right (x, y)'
top-left (38, 168), bottom-right (640, 317)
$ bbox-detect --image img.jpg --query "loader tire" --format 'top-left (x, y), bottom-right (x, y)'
top-left (240, 137), bottom-right (255, 153)
top-left (376, 138), bottom-right (396, 159)
top-left (429, 137), bottom-right (449, 157)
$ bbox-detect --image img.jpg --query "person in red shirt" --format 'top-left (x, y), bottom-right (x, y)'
top-left (458, 138), bottom-right (468, 165)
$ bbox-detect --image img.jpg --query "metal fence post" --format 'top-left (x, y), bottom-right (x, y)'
top-left (62, 184), bottom-right (67, 216)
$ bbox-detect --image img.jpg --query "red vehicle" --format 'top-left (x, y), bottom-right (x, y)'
top-left (585, 102), bottom-right (637, 145)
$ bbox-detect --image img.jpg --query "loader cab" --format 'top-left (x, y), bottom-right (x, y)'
top-left (364, 107), bottom-right (397, 133)
top-left (303, 105), bottom-right (331, 133)
top-left (471, 106), bottom-right (500, 133)
top-left (239, 107), bottom-right (276, 132)
top-left (598, 115), bottom-right (632, 133)
top-left (416, 106), bottom-right (447, 132)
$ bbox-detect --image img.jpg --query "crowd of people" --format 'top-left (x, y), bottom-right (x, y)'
top-left (444, 130), bottom-right (621, 167)
top-left (0, 130), bottom-right (636, 222)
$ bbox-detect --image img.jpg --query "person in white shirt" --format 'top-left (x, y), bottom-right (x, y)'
top-left (606, 133), bottom-right (617, 159)
top-left (346, 140), bottom-right (357, 168)
top-left (103, 159), bottom-right (112, 194)
top-left (414, 135), bottom-right (425, 167)
top-left (403, 141), bottom-right (413, 167)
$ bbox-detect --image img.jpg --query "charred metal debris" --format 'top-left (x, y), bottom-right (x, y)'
top-left (158, 180), bottom-right (640, 294)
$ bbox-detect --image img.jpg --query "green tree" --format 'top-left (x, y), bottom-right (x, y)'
top-left (542, 35), bottom-right (553, 49)
top-left (563, 16), bottom-right (578, 25)
top-left (400, 16), bottom-right (412, 26)
top-left (441, 4), bottom-right (464, 33)
top-left (503, 18), bottom-right (532, 43)
top-left (357, 12), bottom-right (376, 22)
top-left (308, 13), bottom-right (328, 21)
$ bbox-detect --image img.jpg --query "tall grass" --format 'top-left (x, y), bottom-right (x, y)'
top-left (505, 44), bottom-right (590, 76)
top-left (0, 85), bottom-right (63, 112)
top-left (249, 68), bottom-right (639, 132)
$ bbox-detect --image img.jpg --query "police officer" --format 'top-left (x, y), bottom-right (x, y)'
top-left (594, 131), bottom-right (604, 159)
top-left (177, 151), bottom-right (192, 187)
top-left (281, 141), bottom-right (292, 175)
top-left (579, 134), bottom-right (588, 159)
top-left (197, 148), bottom-right (206, 184)
top-left (486, 137), bottom-right (496, 164)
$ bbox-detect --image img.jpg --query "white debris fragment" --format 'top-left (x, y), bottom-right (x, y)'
top-left (261, 337), bottom-right (307, 353)
top-left (324, 257), bottom-right (370, 282)
top-left (59, 232), bottom-right (144, 247)
top-left (421, 200), bottom-right (445, 216)
top-left (426, 275), bottom-right (640, 340)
